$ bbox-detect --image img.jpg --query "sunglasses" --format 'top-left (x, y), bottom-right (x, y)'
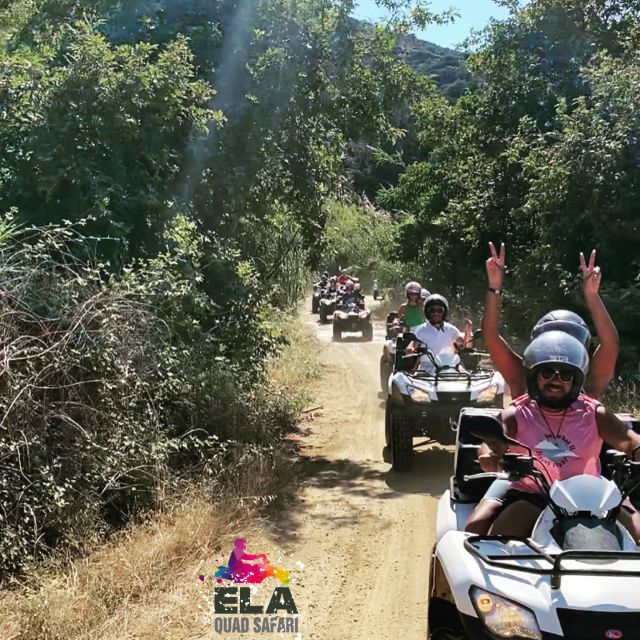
top-left (538, 367), bottom-right (575, 383)
top-left (427, 306), bottom-right (445, 313)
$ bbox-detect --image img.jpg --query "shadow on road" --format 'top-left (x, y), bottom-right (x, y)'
top-left (384, 446), bottom-right (453, 496)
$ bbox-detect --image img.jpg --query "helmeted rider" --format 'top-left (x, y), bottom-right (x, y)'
top-left (465, 331), bottom-right (640, 541)
top-left (327, 276), bottom-right (338, 292)
top-left (482, 243), bottom-right (618, 399)
top-left (406, 294), bottom-right (473, 358)
top-left (420, 288), bottom-right (430, 304)
top-left (353, 282), bottom-right (365, 306)
top-left (396, 281), bottom-right (424, 331)
top-left (531, 309), bottom-right (590, 346)
top-left (340, 280), bottom-right (357, 305)
top-left (315, 271), bottom-right (330, 289)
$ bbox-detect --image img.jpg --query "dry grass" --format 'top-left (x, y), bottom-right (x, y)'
top-left (0, 316), bottom-right (319, 640)
top-left (0, 490), bottom-right (255, 639)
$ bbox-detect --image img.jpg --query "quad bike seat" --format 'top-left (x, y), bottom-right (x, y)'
top-left (452, 408), bottom-right (502, 503)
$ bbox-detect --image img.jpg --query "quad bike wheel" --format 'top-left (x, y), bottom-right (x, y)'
top-left (319, 306), bottom-right (328, 323)
top-left (390, 414), bottom-right (412, 471)
top-left (332, 324), bottom-right (341, 341)
top-left (384, 400), bottom-right (392, 446)
top-left (311, 296), bottom-right (319, 314)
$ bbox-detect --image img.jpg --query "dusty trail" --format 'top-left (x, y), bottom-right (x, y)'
top-left (278, 300), bottom-right (453, 640)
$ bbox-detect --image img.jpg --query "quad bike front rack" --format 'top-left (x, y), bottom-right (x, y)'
top-left (465, 535), bottom-right (640, 589)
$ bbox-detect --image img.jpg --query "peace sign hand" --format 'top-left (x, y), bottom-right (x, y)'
top-left (580, 250), bottom-right (602, 298)
top-left (486, 242), bottom-right (506, 289)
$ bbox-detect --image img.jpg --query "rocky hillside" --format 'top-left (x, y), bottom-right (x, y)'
top-left (395, 33), bottom-right (471, 100)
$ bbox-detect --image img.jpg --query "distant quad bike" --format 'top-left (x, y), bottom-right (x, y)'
top-left (428, 409), bottom-right (640, 640)
top-left (311, 286), bottom-right (325, 314)
top-left (385, 344), bottom-right (504, 471)
top-left (319, 291), bottom-right (338, 323)
top-left (332, 300), bottom-right (373, 341)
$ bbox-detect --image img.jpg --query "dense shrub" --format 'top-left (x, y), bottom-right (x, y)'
top-left (0, 222), bottom-right (297, 577)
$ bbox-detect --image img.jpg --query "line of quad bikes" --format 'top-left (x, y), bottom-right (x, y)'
top-left (312, 284), bottom-right (640, 640)
top-left (311, 281), bottom-right (373, 341)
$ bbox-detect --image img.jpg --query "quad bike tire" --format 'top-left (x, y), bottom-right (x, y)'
top-left (380, 355), bottom-right (393, 394)
top-left (390, 414), bottom-right (412, 471)
top-left (332, 324), bottom-right (341, 341)
top-left (384, 400), bottom-right (392, 446)
top-left (428, 598), bottom-right (467, 640)
top-left (362, 323), bottom-right (373, 341)
top-left (311, 296), bottom-right (319, 314)
top-left (319, 307), bottom-right (328, 323)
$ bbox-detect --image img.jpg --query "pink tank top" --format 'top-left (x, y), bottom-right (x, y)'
top-left (509, 393), bottom-right (602, 494)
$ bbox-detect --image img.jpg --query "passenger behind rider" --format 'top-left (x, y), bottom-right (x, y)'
top-left (465, 331), bottom-right (640, 542)
top-left (396, 281), bottom-right (425, 331)
top-left (327, 276), bottom-right (338, 293)
top-left (483, 243), bottom-right (618, 399)
top-left (353, 282), bottom-right (365, 307)
top-left (339, 281), bottom-right (359, 306)
top-left (406, 294), bottom-right (474, 361)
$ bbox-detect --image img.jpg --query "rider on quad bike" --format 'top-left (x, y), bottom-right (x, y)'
top-left (406, 294), bottom-right (473, 362)
top-left (315, 271), bottom-right (329, 288)
top-left (465, 330), bottom-right (640, 541)
top-left (482, 243), bottom-right (618, 399)
top-left (396, 281), bottom-right (424, 331)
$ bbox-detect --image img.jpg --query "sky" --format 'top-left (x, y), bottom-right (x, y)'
top-left (352, 0), bottom-right (513, 50)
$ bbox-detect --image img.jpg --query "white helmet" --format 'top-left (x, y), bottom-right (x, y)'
top-left (420, 288), bottom-right (430, 301)
top-left (354, 282), bottom-right (362, 292)
top-left (405, 281), bottom-right (422, 296)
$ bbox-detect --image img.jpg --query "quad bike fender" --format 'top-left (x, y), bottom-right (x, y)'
top-left (435, 490), bottom-right (476, 543)
top-left (435, 531), bottom-right (555, 624)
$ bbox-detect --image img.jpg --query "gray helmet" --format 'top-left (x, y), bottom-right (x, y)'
top-left (523, 331), bottom-right (589, 407)
top-left (420, 288), bottom-right (430, 301)
top-left (424, 294), bottom-right (449, 320)
top-left (531, 310), bottom-right (591, 347)
top-left (405, 281), bottom-right (422, 296)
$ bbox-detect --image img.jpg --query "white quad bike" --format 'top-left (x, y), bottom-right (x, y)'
top-left (429, 408), bottom-right (640, 640)
top-left (385, 344), bottom-right (505, 471)
top-left (332, 299), bottom-right (373, 341)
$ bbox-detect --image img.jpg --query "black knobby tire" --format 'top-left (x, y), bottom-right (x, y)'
top-left (312, 296), bottom-right (319, 314)
top-left (319, 307), bottom-right (327, 323)
top-left (332, 324), bottom-right (341, 341)
top-left (362, 323), bottom-right (373, 342)
top-left (391, 414), bottom-right (412, 471)
top-left (384, 400), bottom-right (392, 446)
top-left (379, 356), bottom-right (393, 394)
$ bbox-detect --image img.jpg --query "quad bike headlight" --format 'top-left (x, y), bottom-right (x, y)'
top-left (477, 384), bottom-right (498, 403)
top-left (407, 386), bottom-right (430, 403)
top-left (470, 587), bottom-right (542, 639)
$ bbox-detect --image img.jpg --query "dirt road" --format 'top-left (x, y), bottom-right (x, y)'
top-left (279, 302), bottom-right (453, 640)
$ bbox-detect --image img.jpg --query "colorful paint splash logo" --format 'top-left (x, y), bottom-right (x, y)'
top-left (211, 538), bottom-right (289, 585)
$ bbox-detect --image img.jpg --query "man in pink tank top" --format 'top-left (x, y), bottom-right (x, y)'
top-left (466, 331), bottom-right (640, 541)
